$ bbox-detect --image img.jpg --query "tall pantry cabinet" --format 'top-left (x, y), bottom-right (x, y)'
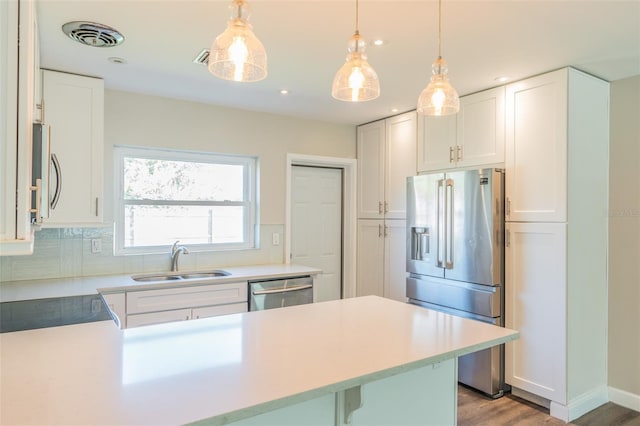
top-left (504, 68), bottom-right (609, 421)
top-left (356, 112), bottom-right (416, 301)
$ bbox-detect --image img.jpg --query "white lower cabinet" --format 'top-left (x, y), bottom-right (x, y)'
top-left (356, 220), bottom-right (385, 297)
top-left (356, 219), bottom-right (407, 302)
top-left (102, 281), bottom-right (248, 329)
top-left (126, 303), bottom-right (248, 328)
top-left (505, 222), bottom-right (567, 403)
top-left (127, 308), bottom-right (193, 328)
top-left (383, 220), bottom-right (408, 302)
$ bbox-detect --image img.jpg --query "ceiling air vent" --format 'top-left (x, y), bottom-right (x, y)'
top-left (62, 21), bottom-right (124, 48)
top-left (193, 49), bottom-right (210, 65)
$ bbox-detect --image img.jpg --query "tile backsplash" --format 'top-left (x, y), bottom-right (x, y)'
top-left (0, 225), bottom-right (285, 282)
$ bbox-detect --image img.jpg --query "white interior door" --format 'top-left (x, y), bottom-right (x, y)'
top-left (291, 166), bottom-right (343, 302)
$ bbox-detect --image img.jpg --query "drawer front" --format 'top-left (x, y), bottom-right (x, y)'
top-left (192, 302), bottom-right (247, 320)
top-left (407, 275), bottom-right (501, 318)
top-left (127, 308), bottom-right (192, 328)
top-left (127, 282), bottom-right (248, 314)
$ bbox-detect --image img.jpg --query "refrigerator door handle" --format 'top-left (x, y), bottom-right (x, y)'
top-left (445, 178), bottom-right (454, 269)
top-left (436, 179), bottom-right (444, 268)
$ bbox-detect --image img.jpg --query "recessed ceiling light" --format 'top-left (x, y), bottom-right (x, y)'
top-left (494, 76), bottom-right (510, 83)
top-left (108, 57), bottom-right (126, 64)
top-left (373, 39), bottom-right (385, 46)
top-left (279, 89), bottom-right (289, 95)
top-left (391, 108), bottom-right (399, 113)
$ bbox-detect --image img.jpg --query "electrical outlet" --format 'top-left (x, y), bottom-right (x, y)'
top-left (272, 233), bottom-right (280, 246)
top-left (91, 239), bottom-right (102, 254)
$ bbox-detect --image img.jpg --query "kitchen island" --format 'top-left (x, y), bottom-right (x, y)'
top-left (0, 296), bottom-right (518, 425)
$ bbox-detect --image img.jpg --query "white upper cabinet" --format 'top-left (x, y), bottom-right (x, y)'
top-left (357, 111), bottom-right (417, 219)
top-left (505, 70), bottom-right (568, 222)
top-left (357, 120), bottom-right (385, 219)
top-left (456, 87), bottom-right (505, 168)
top-left (417, 113), bottom-right (456, 172)
top-left (41, 70), bottom-right (104, 226)
top-left (418, 87), bottom-right (505, 172)
top-left (0, 0), bottom-right (38, 255)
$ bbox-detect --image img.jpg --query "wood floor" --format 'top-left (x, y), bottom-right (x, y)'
top-left (458, 385), bottom-right (640, 426)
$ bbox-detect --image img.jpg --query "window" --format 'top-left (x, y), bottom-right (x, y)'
top-left (114, 146), bottom-right (258, 255)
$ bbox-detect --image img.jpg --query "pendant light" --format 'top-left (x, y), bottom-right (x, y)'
top-left (208, 0), bottom-right (267, 83)
top-left (417, 0), bottom-right (459, 116)
top-left (331, 0), bottom-right (380, 102)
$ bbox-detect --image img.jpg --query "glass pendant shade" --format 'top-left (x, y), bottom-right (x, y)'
top-left (332, 33), bottom-right (380, 102)
top-left (208, 0), bottom-right (267, 83)
top-left (417, 57), bottom-right (459, 116)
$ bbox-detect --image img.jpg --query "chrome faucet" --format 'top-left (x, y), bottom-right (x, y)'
top-left (170, 241), bottom-right (189, 271)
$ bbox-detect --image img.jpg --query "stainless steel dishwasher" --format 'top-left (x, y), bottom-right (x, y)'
top-left (248, 275), bottom-right (313, 311)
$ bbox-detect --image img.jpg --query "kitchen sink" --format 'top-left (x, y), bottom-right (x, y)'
top-left (131, 270), bottom-right (231, 282)
top-left (132, 275), bottom-right (182, 282)
top-left (179, 271), bottom-right (230, 279)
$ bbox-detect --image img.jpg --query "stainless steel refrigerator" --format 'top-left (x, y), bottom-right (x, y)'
top-left (406, 168), bottom-right (506, 397)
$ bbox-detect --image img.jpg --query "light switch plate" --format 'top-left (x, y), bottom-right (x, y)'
top-left (272, 233), bottom-right (280, 246)
top-left (91, 239), bottom-right (102, 253)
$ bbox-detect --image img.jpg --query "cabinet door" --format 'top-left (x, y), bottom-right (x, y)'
top-left (42, 70), bottom-right (104, 225)
top-left (385, 112), bottom-right (416, 219)
top-left (192, 303), bottom-right (247, 320)
top-left (383, 220), bottom-right (407, 302)
top-left (505, 222), bottom-right (567, 403)
top-left (356, 220), bottom-right (385, 296)
top-left (457, 87), bottom-right (505, 168)
top-left (417, 114), bottom-right (456, 172)
top-left (357, 120), bottom-right (385, 219)
top-left (505, 70), bottom-right (568, 222)
top-left (127, 308), bottom-right (192, 328)
top-left (0, 0), bottom-right (37, 253)
top-left (126, 282), bottom-right (248, 314)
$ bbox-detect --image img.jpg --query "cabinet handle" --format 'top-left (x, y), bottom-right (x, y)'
top-left (384, 201), bottom-right (388, 214)
top-left (457, 145), bottom-right (463, 161)
top-left (449, 146), bottom-right (454, 163)
top-left (95, 197), bottom-right (99, 217)
top-left (384, 225), bottom-right (388, 237)
top-left (378, 201), bottom-right (383, 214)
top-left (50, 153), bottom-right (62, 209)
top-left (378, 224), bottom-right (382, 237)
top-left (505, 229), bottom-right (511, 248)
top-left (506, 197), bottom-right (511, 216)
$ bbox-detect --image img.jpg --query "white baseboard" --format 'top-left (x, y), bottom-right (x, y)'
top-left (550, 386), bottom-right (609, 422)
top-left (609, 386), bottom-right (640, 412)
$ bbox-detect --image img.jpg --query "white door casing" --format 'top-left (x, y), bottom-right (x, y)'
top-left (285, 154), bottom-right (357, 299)
top-left (291, 166), bottom-right (343, 303)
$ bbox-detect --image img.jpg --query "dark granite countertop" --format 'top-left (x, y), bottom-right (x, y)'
top-left (0, 294), bottom-right (114, 333)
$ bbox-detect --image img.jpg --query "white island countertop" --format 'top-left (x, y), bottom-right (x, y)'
top-left (0, 296), bottom-right (519, 425)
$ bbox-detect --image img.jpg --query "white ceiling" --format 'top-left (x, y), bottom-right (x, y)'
top-left (37, 0), bottom-right (640, 125)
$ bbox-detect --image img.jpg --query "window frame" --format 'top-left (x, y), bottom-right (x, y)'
top-left (113, 145), bottom-right (258, 255)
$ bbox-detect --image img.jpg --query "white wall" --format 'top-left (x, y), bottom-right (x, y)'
top-left (608, 75), bottom-right (640, 400)
top-left (103, 90), bottom-right (355, 225)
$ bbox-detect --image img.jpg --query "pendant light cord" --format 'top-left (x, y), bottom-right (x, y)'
top-left (437, 0), bottom-right (442, 58)
top-left (355, 0), bottom-right (359, 34)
